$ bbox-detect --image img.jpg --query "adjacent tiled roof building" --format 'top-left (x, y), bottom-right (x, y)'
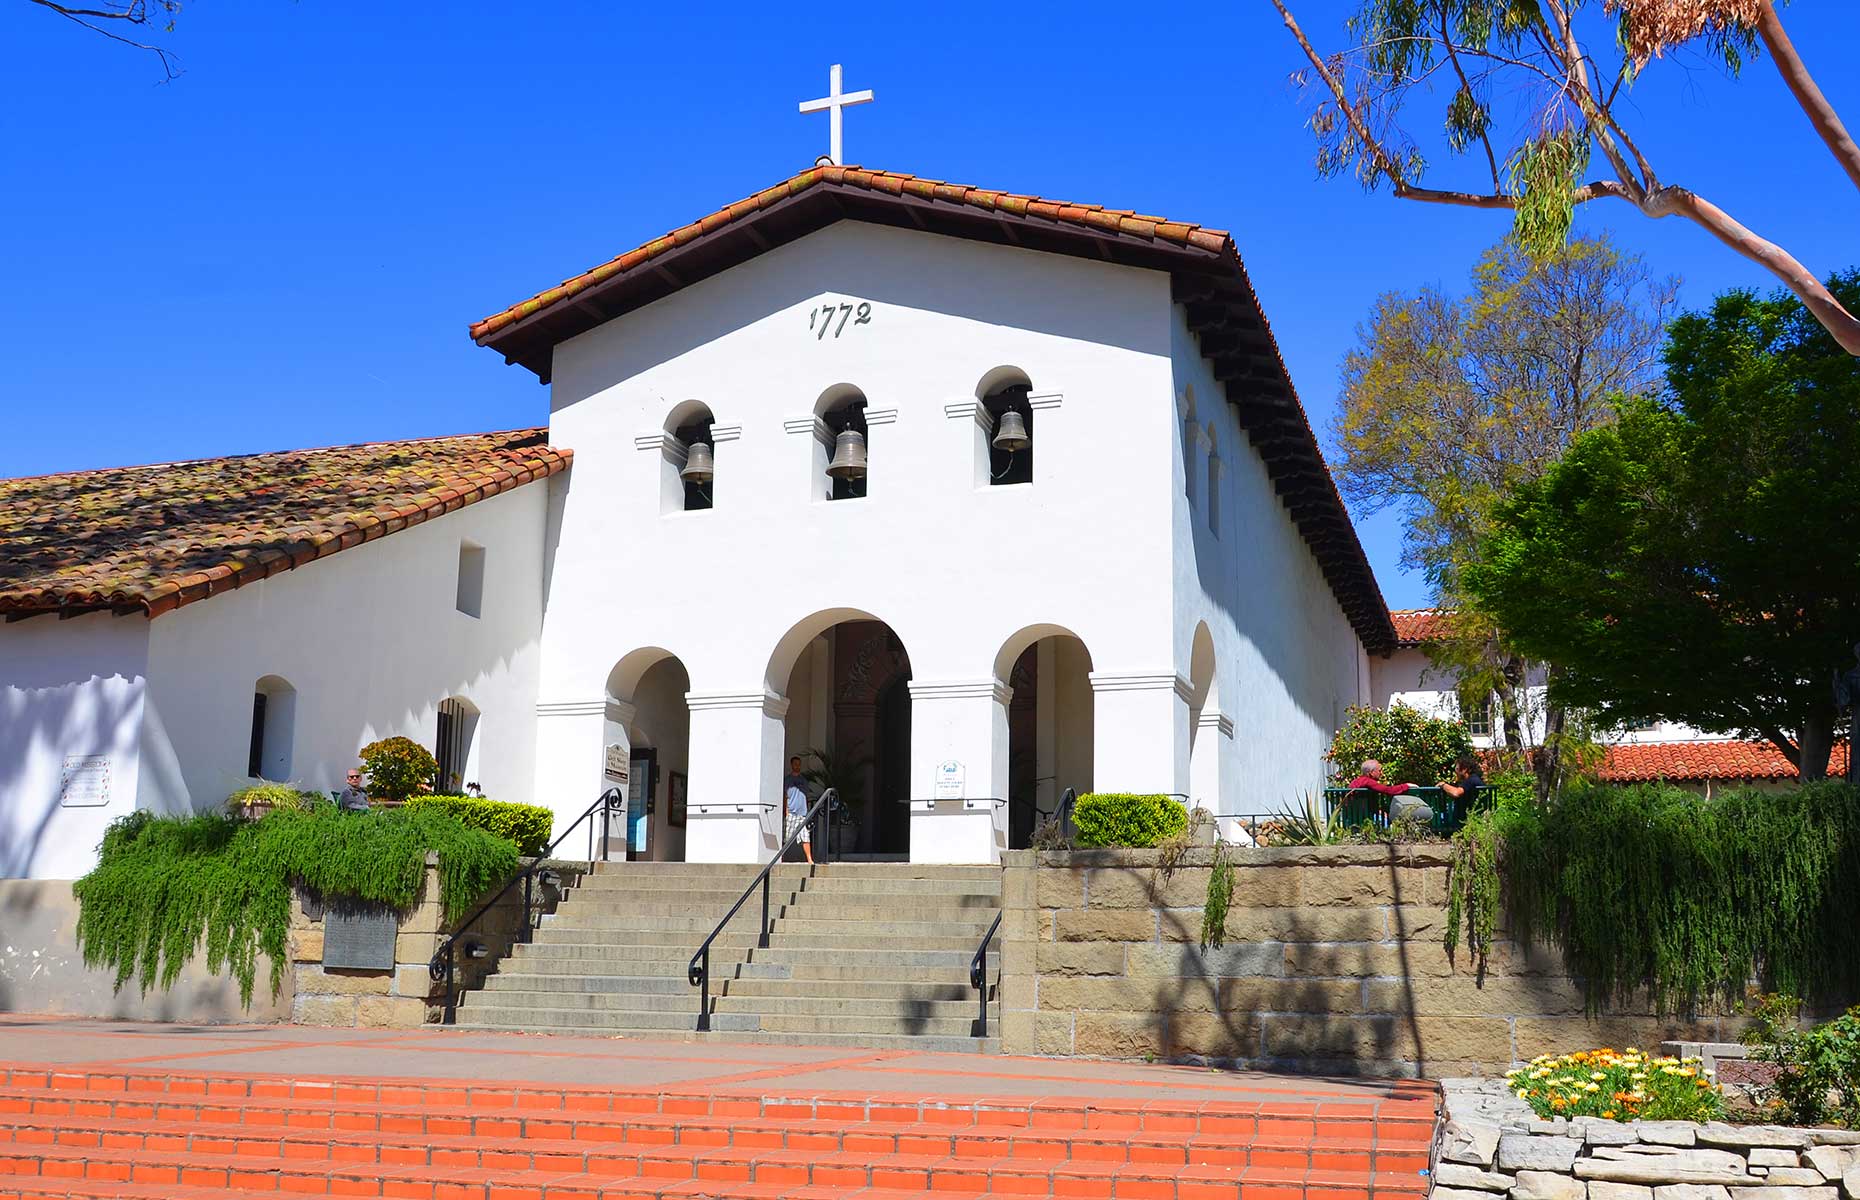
top-left (1389, 608), bottom-right (1454, 647)
top-left (0, 428), bottom-right (570, 619)
top-left (1596, 739), bottom-right (1850, 784)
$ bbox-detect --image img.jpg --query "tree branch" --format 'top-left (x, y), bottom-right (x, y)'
top-left (25, 0), bottom-right (178, 80)
top-left (1269, 0), bottom-right (1413, 189)
top-left (1758, 724), bottom-right (1802, 770)
top-left (1437, 12), bottom-right (1502, 191)
top-left (1644, 183), bottom-right (1860, 355)
top-left (1754, 0), bottom-right (1860, 194)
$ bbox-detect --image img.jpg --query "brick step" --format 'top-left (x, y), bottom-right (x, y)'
top-left (473, 990), bottom-right (993, 1021)
top-left (0, 1107), bottom-right (1426, 1173)
top-left (584, 864), bottom-right (997, 882)
top-left (546, 897), bottom-right (804, 920)
top-left (0, 1070), bottom-right (1438, 1142)
top-left (453, 1005), bottom-right (752, 1032)
top-left (0, 1139), bottom-right (1424, 1199)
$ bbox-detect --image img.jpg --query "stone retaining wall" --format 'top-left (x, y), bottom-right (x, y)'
top-left (998, 846), bottom-right (1744, 1076)
top-left (1437, 1080), bottom-right (1860, 1200)
top-left (288, 856), bottom-right (580, 1027)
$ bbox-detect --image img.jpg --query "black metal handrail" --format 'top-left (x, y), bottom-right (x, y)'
top-left (970, 910), bottom-right (1002, 1038)
top-left (687, 788), bottom-right (835, 1032)
top-left (429, 786), bottom-right (626, 1023)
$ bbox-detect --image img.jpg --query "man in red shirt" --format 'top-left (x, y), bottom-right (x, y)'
top-left (1345, 760), bottom-right (1433, 826)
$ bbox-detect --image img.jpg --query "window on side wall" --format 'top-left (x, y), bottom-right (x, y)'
top-left (456, 542), bottom-right (486, 617)
top-left (1466, 698), bottom-right (1493, 738)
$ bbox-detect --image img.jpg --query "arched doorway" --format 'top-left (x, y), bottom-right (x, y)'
top-left (770, 612), bottom-right (914, 859)
top-left (607, 648), bottom-right (692, 862)
top-left (1187, 622), bottom-right (1223, 818)
top-left (996, 626), bottom-right (1095, 849)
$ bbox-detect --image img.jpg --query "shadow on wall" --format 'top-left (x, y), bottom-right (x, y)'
top-left (0, 667), bottom-right (144, 881)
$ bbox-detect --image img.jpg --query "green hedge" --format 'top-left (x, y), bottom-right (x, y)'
top-left (1446, 780), bottom-right (1860, 1015)
top-left (1072, 793), bottom-right (1188, 848)
top-left (72, 805), bottom-right (518, 1008)
top-left (404, 795), bottom-right (553, 855)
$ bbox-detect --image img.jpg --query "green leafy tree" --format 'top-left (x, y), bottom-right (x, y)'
top-left (1467, 271), bottom-right (1860, 779)
top-left (1334, 234), bottom-right (1669, 790)
top-left (1267, 0), bottom-right (1860, 355)
top-left (358, 736), bottom-right (438, 802)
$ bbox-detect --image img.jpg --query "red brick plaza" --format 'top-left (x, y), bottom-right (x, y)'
top-left (0, 1017), bottom-right (1438, 1199)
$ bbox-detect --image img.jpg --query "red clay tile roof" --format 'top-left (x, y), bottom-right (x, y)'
top-left (1390, 608), bottom-right (1453, 647)
top-left (1597, 739), bottom-right (1851, 783)
top-left (0, 428), bottom-right (570, 620)
top-left (468, 164), bottom-right (1397, 654)
top-left (468, 165), bottom-right (1232, 344)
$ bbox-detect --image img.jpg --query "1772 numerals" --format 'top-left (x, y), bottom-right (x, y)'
top-left (807, 301), bottom-right (872, 339)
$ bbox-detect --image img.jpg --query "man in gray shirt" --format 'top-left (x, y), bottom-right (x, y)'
top-left (338, 768), bottom-right (371, 813)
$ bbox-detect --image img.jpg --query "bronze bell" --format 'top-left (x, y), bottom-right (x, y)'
top-left (826, 429), bottom-right (868, 479)
top-left (991, 409), bottom-right (1030, 453)
top-left (679, 441), bottom-right (715, 484)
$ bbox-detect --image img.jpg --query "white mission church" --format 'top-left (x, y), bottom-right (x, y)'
top-left (2, 147), bottom-right (1406, 881)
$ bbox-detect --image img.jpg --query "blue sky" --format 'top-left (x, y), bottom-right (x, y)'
top-left (1, 1), bottom-right (1854, 609)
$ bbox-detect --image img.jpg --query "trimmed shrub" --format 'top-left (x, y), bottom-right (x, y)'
top-left (72, 805), bottom-right (518, 1008)
top-left (404, 794), bottom-right (553, 856)
top-left (1072, 793), bottom-right (1188, 849)
top-left (358, 736), bottom-right (437, 801)
top-left (1325, 703), bottom-right (1474, 787)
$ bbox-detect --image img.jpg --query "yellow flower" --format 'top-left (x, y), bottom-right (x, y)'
top-left (1584, 1083), bottom-right (1601, 1092)
top-left (1590, 1072), bottom-right (1606, 1080)
top-left (1602, 1110), bottom-right (1616, 1119)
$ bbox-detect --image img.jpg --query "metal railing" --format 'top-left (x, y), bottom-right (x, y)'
top-left (1321, 783), bottom-right (1495, 835)
top-left (428, 786), bottom-right (627, 1023)
top-left (970, 910), bottom-right (1002, 1038)
top-left (686, 788), bottom-right (836, 1032)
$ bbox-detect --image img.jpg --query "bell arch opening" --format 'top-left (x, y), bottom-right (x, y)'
top-left (1188, 621), bottom-right (1224, 822)
top-left (663, 400), bottom-right (715, 513)
top-left (996, 624), bottom-right (1095, 849)
top-left (978, 367), bottom-right (1034, 487)
top-left (815, 384), bottom-right (868, 501)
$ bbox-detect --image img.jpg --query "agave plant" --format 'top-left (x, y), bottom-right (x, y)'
top-left (1265, 793), bottom-right (1347, 847)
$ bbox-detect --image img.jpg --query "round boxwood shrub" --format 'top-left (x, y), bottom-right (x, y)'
top-left (1071, 793), bottom-right (1188, 849)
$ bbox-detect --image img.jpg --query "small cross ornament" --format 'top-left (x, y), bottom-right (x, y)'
top-left (798, 63), bottom-right (874, 167)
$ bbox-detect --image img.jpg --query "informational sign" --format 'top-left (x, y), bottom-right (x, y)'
top-left (59, 755), bottom-right (111, 808)
top-left (322, 906), bottom-right (399, 971)
top-left (933, 760), bottom-right (965, 801)
top-left (603, 743), bottom-right (629, 785)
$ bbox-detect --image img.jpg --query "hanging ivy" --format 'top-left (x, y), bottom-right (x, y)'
top-left (1445, 780), bottom-right (1860, 1015)
top-left (72, 805), bottom-right (518, 1009)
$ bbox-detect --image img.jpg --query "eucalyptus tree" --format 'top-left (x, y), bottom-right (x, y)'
top-left (1267, 0), bottom-right (1860, 356)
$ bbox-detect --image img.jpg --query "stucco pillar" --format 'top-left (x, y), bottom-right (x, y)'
top-left (1189, 707), bottom-right (1233, 816)
top-left (684, 690), bottom-right (788, 863)
top-left (1088, 672), bottom-right (1192, 797)
top-left (907, 679), bottom-right (1011, 864)
top-left (532, 698), bottom-right (607, 846)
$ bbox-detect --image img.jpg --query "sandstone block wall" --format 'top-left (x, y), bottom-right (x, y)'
top-left (998, 847), bottom-right (1745, 1077)
top-left (289, 856), bottom-right (580, 1028)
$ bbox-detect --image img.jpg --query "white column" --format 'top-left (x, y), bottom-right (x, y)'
top-left (1089, 672), bottom-right (1192, 797)
top-left (533, 699), bottom-right (608, 849)
top-left (907, 679), bottom-right (1011, 864)
top-left (1190, 707), bottom-right (1233, 813)
top-left (684, 689), bottom-right (788, 863)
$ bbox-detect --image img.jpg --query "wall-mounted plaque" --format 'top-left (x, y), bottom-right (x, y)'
top-left (59, 755), bottom-right (111, 807)
top-left (322, 905), bottom-right (398, 971)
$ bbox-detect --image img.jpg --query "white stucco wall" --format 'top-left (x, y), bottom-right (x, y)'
top-left (0, 614), bottom-right (156, 879)
top-left (1168, 306), bottom-right (1371, 821)
top-left (535, 221), bottom-right (1182, 854)
top-left (141, 485), bottom-right (546, 819)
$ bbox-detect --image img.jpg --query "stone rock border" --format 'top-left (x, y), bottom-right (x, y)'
top-left (1436, 1080), bottom-right (1860, 1200)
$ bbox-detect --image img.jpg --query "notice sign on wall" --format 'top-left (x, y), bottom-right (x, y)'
top-left (604, 743), bottom-right (629, 785)
top-left (59, 755), bottom-right (111, 808)
top-left (933, 760), bottom-right (965, 800)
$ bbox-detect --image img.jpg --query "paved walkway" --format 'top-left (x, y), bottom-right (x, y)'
top-left (0, 1015), bottom-right (1418, 1107)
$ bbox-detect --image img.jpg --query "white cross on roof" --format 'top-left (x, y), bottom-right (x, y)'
top-left (798, 63), bottom-right (874, 167)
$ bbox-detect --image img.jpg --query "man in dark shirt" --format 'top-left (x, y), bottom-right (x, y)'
top-left (1439, 755), bottom-right (1485, 806)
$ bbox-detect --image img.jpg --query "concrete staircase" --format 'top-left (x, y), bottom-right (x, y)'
top-left (455, 861), bottom-right (1003, 1052)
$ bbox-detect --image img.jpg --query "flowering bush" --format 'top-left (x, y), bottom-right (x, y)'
top-left (1506, 1049), bottom-right (1724, 1122)
top-left (1325, 703), bottom-right (1474, 787)
top-left (357, 737), bottom-right (437, 802)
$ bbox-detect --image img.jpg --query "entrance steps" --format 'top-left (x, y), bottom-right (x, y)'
top-left (0, 1063), bottom-right (1439, 1199)
top-left (454, 861), bottom-right (1003, 1052)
